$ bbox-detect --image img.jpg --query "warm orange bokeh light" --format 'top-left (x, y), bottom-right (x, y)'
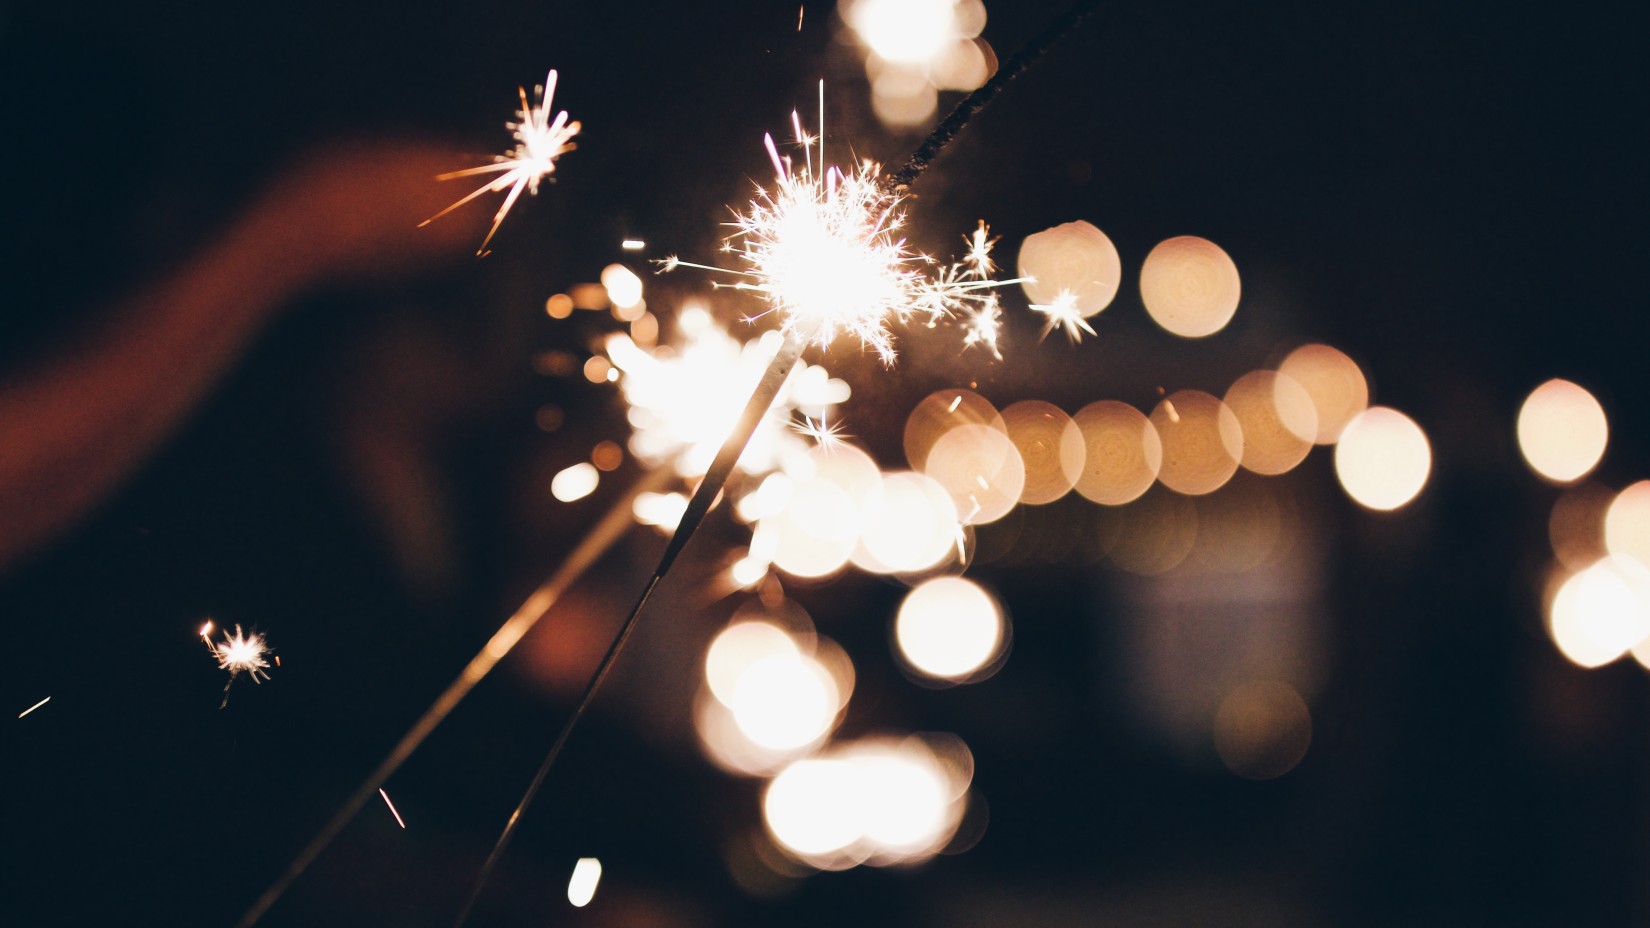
top-left (1072, 400), bottom-right (1161, 505)
top-left (1001, 400), bottom-right (1084, 505)
top-left (1278, 343), bottom-right (1368, 444)
top-left (904, 388), bottom-right (1004, 471)
top-left (1223, 370), bottom-right (1316, 476)
top-left (1017, 220), bottom-right (1122, 317)
top-left (1517, 378), bottom-right (1608, 483)
top-left (1150, 390), bottom-right (1243, 496)
top-left (1138, 235), bottom-right (1241, 338)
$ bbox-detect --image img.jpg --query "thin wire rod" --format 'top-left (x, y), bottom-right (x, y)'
top-left (882, 0), bottom-right (1104, 193)
top-left (234, 464), bottom-right (673, 928)
top-left (452, 334), bottom-right (806, 926)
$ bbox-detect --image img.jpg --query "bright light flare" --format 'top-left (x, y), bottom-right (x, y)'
top-left (209, 625), bottom-right (272, 683)
top-left (378, 789), bottom-right (407, 829)
top-left (1333, 407), bottom-right (1431, 511)
top-left (666, 99), bottom-right (1017, 363)
top-left (895, 576), bottom-right (1006, 682)
top-left (1518, 379), bottom-right (1609, 483)
top-left (423, 70), bottom-right (581, 254)
top-left (551, 463), bottom-right (600, 502)
top-left (567, 857), bottom-right (603, 908)
top-left (1548, 557), bottom-right (1650, 668)
top-left (763, 736), bottom-right (971, 870)
top-left (18, 696), bottom-right (50, 719)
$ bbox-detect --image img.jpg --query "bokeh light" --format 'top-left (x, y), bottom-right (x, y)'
top-left (895, 576), bottom-right (1007, 682)
top-left (1223, 370), bottom-right (1316, 476)
top-left (1138, 236), bottom-right (1241, 338)
top-left (905, 388), bottom-right (1005, 467)
top-left (762, 736), bottom-right (971, 870)
top-left (923, 423), bottom-right (1026, 524)
top-left (1213, 680), bottom-right (1312, 780)
top-left (1517, 378), bottom-right (1608, 483)
top-left (1001, 400), bottom-right (1084, 505)
top-left (705, 621), bottom-right (799, 707)
top-left (1333, 407), bottom-right (1431, 511)
top-left (566, 857), bottom-right (602, 908)
top-left (600, 263), bottom-right (644, 312)
top-left (1547, 556), bottom-right (1650, 668)
top-left (1278, 343), bottom-right (1368, 444)
top-left (1072, 400), bottom-right (1162, 505)
top-left (854, 471), bottom-right (960, 574)
top-left (1604, 480), bottom-right (1650, 569)
top-left (1150, 390), bottom-right (1243, 496)
top-left (550, 462), bottom-right (600, 502)
top-left (767, 444), bottom-right (881, 579)
top-left (1016, 220), bottom-right (1122, 317)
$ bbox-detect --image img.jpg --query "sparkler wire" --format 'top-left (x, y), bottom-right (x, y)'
top-left (882, 0), bottom-right (1104, 193)
top-left (233, 464), bottom-right (674, 928)
top-left (452, 332), bottom-right (805, 927)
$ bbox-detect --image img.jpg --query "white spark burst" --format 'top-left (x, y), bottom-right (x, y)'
top-left (961, 297), bottom-right (1004, 359)
top-left (666, 90), bottom-right (1017, 363)
top-left (792, 413), bottom-right (849, 450)
top-left (1030, 289), bottom-right (1096, 342)
top-left (204, 623), bottom-right (272, 706)
top-left (421, 70), bottom-right (581, 254)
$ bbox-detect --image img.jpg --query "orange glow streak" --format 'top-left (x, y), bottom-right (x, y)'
top-left (378, 789), bottom-right (407, 829)
top-left (18, 696), bottom-right (50, 719)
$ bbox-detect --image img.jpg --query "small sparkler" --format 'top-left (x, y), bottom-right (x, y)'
top-left (665, 88), bottom-right (1019, 363)
top-left (421, 70), bottom-right (581, 254)
top-left (1030, 289), bottom-right (1097, 342)
top-left (202, 621), bottom-right (272, 708)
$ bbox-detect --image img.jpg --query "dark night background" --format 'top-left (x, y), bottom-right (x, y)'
top-left (2, 1), bottom-right (1647, 926)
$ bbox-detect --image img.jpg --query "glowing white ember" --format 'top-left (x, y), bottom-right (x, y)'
top-left (1030, 290), bottom-right (1096, 342)
top-left (208, 625), bottom-right (273, 684)
top-left (17, 696), bottom-right (50, 719)
top-left (666, 94), bottom-right (1018, 363)
top-left (378, 788), bottom-right (407, 829)
top-left (567, 857), bottom-right (603, 908)
top-left (422, 70), bottom-right (581, 254)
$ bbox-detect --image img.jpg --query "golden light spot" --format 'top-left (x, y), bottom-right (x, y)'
top-left (591, 440), bottom-right (624, 471)
top-left (728, 651), bottom-right (842, 750)
top-left (1548, 557), bottom-right (1650, 668)
top-left (600, 263), bottom-right (644, 310)
top-left (550, 463), bottom-right (599, 502)
top-left (1333, 407), bottom-right (1431, 511)
top-left (923, 424), bottom-right (1026, 525)
top-left (1605, 481), bottom-right (1650, 570)
top-left (895, 577), bottom-right (1007, 683)
top-left (1138, 236), bottom-right (1241, 338)
top-left (1278, 343), bottom-right (1368, 444)
top-left (569, 282), bottom-right (607, 310)
top-left (1150, 390), bottom-right (1243, 496)
top-left (1016, 220), bottom-right (1123, 317)
top-left (1549, 483), bottom-right (1614, 570)
top-left (904, 389), bottom-right (1004, 471)
top-left (544, 293), bottom-right (574, 319)
top-left (1517, 379), bottom-right (1608, 483)
top-left (854, 471), bottom-right (959, 575)
top-left (1072, 400), bottom-right (1162, 505)
top-left (706, 621), bottom-right (799, 707)
top-left (1001, 400), bottom-right (1084, 505)
top-left (1213, 681), bottom-right (1312, 780)
top-left (582, 355), bottom-right (613, 384)
top-left (1107, 487), bottom-right (1198, 575)
top-left (566, 858), bottom-right (603, 908)
top-left (1223, 370), bottom-right (1316, 476)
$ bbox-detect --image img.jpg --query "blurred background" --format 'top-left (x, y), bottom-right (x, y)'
top-left (2, 1), bottom-right (1647, 926)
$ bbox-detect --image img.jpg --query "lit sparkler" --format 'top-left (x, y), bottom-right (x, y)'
top-left (665, 89), bottom-right (1019, 363)
top-left (202, 622), bottom-right (272, 707)
top-left (421, 70), bottom-right (581, 254)
top-left (1030, 289), bottom-right (1096, 342)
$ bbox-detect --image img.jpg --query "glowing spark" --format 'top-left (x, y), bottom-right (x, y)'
top-left (199, 620), bottom-right (215, 638)
top-left (947, 395), bottom-right (963, 414)
top-left (792, 413), bottom-right (849, 449)
top-left (18, 696), bottom-right (50, 719)
top-left (206, 624), bottom-right (272, 707)
top-left (664, 90), bottom-right (1017, 363)
top-left (621, 239), bottom-right (646, 251)
top-left (1030, 289), bottom-right (1096, 342)
top-left (378, 789), bottom-right (407, 829)
top-left (960, 296), bottom-right (1003, 359)
top-left (567, 857), bottom-right (604, 908)
top-left (422, 70), bottom-right (581, 254)
top-left (964, 221), bottom-right (999, 278)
